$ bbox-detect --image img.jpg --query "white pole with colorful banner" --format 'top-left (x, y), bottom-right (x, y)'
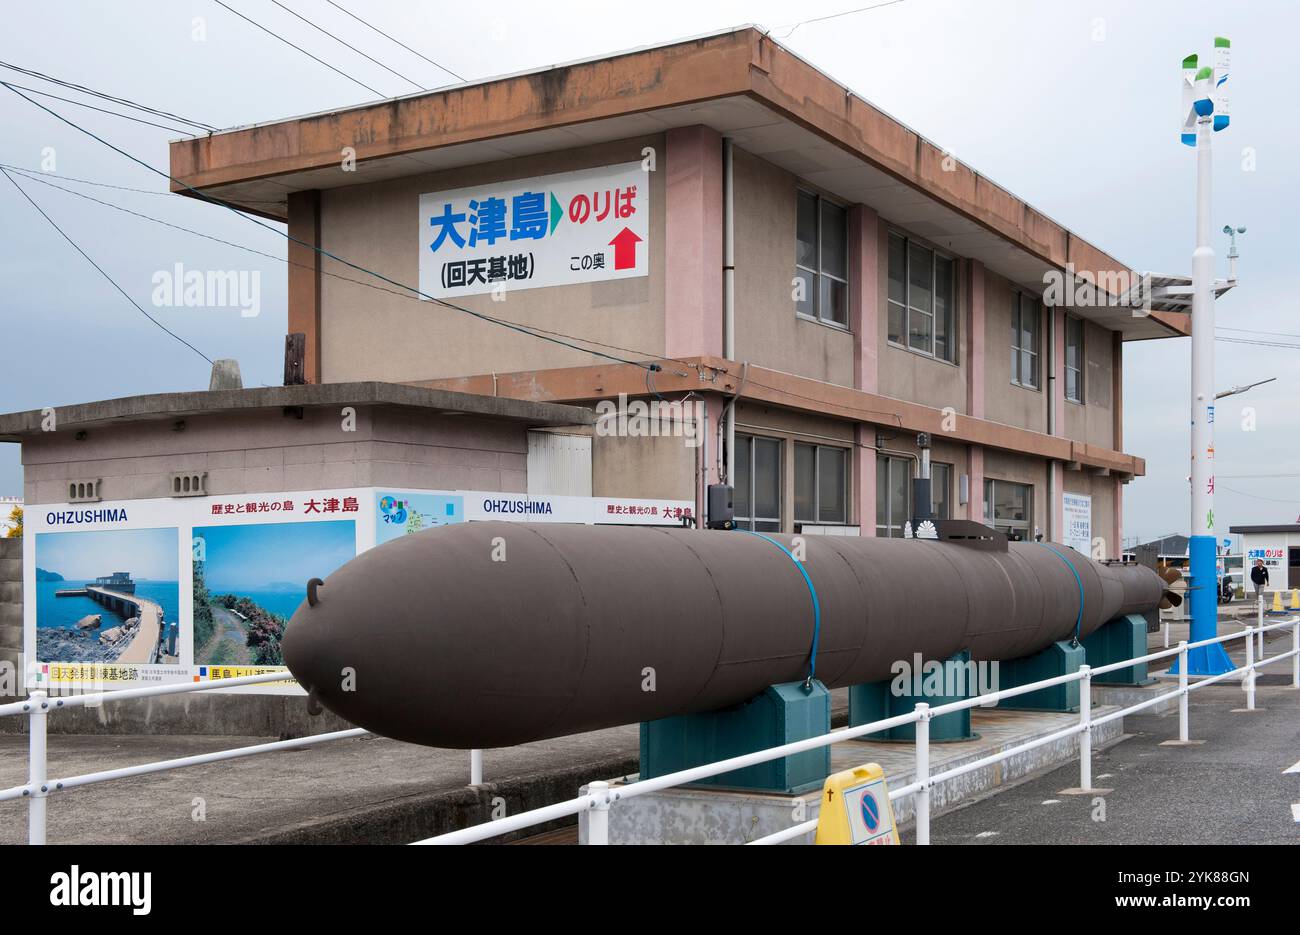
top-left (1179, 38), bottom-right (1234, 676)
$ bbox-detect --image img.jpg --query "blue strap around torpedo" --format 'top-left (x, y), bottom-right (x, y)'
top-left (1038, 543), bottom-right (1085, 642)
top-left (738, 530), bottom-right (821, 688)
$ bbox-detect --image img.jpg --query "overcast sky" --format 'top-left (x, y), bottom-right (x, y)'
top-left (1, 0), bottom-right (1296, 545)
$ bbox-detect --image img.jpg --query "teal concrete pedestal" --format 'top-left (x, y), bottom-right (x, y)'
top-left (639, 680), bottom-right (830, 794)
top-left (849, 650), bottom-right (978, 742)
top-left (997, 640), bottom-right (1085, 712)
top-left (1082, 614), bottom-right (1155, 686)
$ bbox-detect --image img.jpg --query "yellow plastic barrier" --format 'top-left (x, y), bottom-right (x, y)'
top-left (1272, 591), bottom-right (1285, 613)
top-left (1291, 589), bottom-right (1299, 610)
top-left (814, 763), bottom-right (899, 845)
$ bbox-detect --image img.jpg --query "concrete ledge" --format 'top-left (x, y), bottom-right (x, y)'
top-left (594, 706), bottom-right (1123, 844)
top-left (0, 692), bottom-right (355, 740)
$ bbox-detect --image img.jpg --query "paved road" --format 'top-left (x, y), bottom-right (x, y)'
top-left (925, 677), bottom-right (1299, 845)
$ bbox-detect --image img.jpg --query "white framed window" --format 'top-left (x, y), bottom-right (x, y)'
top-left (875, 455), bottom-right (912, 538)
top-left (795, 443), bottom-right (848, 525)
top-left (888, 232), bottom-right (956, 362)
top-left (795, 190), bottom-right (849, 327)
top-left (931, 462), bottom-right (953, 520)
top-left (983, 479), bottom-right (1033, 540)
top-left (1011, 292), bottom-right (1041, 389)
top-left (1065, 315), bottom-right (1084, 403)
top-left (735, 434), bottom-right (782, 531)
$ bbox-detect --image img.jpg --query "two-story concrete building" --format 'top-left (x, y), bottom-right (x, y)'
top-left (169, 26), bottom-right (1187, 553)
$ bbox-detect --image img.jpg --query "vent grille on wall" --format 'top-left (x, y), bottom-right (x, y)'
top-left (170, 472), bottom-right (208, 497)
top-left (67, 479), bottom-right (102, 502)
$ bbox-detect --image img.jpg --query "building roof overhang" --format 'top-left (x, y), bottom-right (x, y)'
top-left (168, 25), bottom-right (1188, 341)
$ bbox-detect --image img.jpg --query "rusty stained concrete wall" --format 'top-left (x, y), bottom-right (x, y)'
top-left (0, 538), bottom-right (19, 702)
top-left (316, 136), bottom-right (667, 384)
top-left (20, 405), bottom-right (532, 506)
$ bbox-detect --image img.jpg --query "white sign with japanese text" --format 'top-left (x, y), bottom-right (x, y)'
top-left (1063, 492), bottom-right (1092, 554)
top-left (418, 161), bottom-right (649, 298)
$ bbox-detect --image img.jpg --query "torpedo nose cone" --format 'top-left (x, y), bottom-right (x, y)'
top-left (282, 522), bottom-right (590, 748)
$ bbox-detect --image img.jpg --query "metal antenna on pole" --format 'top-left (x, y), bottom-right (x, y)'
top-left (1178, 37), bottom-right (1235, 676)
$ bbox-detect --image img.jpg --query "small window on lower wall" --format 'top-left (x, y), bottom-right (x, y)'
top-left (875, 454), bottom-right (911, 537)
top-left (983, 478), bottom-right (1033, 541)
top-left (735, 434), bottom-right (782, 531)
top-left (795, 443), bottom-right (848, 525)
top-left (931, 462), bottom-right (953, 520)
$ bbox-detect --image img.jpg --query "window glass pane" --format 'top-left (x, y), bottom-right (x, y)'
top-left (1021, 350), bottom-right (1037, 388)
top-left (818, 447), bottom-right (847, 523)
top-left (821, 277), bottom-right (848, 325)
top-left (734, 435), bottom-right (751, 518)
top-left (1011, 345), bottom-right (1020, 383)
top-left (890, 457), bottom-right (908, 531)
top-left (875, 455), bottom-right (889, 530)
top-left (909, 309), bottom-right (933, 352)
top-left (794, 269), bottom-right (815, 317)
top-left (1020, 297), bottom-right (1038, 351)
top-left (935, 256), bottom-right (953, 360)
top-left (888, 234), bottom-right (906, 305)
top-left (888, 302), bottom-right (905, 344)
top-left (932, 463), bottom-right (951, 520)
top-left (983, 480), bottom-right (993, 523)
top-left (754, 438), bottom-right (781, 520)
top-left (1065, 369), bottom-right (1079, 402)
top-left (908, 243), bottom-right (933, 314)
top-left (820, 201), bottom-right (847, 279)
top-left (1065, 318), bottom-right (1081, 369)
top-left (796, 192), bottom-right (818, 268)
top-left (794, 443), bottom-right (816, 522)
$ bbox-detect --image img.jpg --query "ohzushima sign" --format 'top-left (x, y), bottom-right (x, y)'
top-left (23, 487), bottom-right (690, 695)
top-left (418, 161), bottom-right (648, 299)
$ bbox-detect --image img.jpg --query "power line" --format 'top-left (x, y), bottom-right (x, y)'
top-left (210, 0), bottom-right (385, 98)
top-left (1219, 485), bottom-right (1300, 505)
top-left (1215, 336), bottom-right (1300, 350)
top-left (1218, 325), bottom-right (1300, 340)
top-left (323, 0), bottom-right (464, 82)
top-left (768, 0), bottom-right (908, 39)
top-left (0, 81), bottom-right (196, 134)
top-left (2, 163), bottom-right (690, 371)
top-left (268, 0), bottom-right (424, 91)
top-left (0, 162), bottom-right (283, 208)
top-left (0, 167), bottom-right (214, 365)
top-left (0, 60), bottom-right (217, 131)
top-left (1, 79), bottom-right (656, 371)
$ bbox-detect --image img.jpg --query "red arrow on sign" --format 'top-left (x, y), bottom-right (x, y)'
top-left (608, 227), bottom-right (642, 270)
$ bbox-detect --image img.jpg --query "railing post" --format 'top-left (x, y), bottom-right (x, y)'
top-left (1293, 620), bottom-right (1299, 690)
top-left (1163, 618), bottom-right (1169, 649)
top-left (587, 780), bottom-right (610, 845)
top-left (1257, 595), bottom-right (1265, 660)
top-left (1244, 622), bottom-right (1256, 711)
top-left (914, 703), bottom-right (931, 846)
top-left (1078, 665), bottom-right (1092, 791)
top-left (27, 690), bottom-right (48, 846)
top-left (470, 749), bottom-right (483, 786)
top-left (1177, 641), bottom-right (1189, 743)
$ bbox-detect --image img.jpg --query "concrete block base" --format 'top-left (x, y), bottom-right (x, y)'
top-left (584, 705), bottom-right (1126, 844)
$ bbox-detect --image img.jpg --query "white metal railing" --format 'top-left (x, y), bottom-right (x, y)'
top-left (3, 612), bottom-right (1297, 846)
top-left (414, 612), bottom-right (1300, 846)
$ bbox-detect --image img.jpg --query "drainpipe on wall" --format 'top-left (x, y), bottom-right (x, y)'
top-left (722, 137), bottom-right (736, 484)
top-left (1046, 306), bottom-right (1056, 543)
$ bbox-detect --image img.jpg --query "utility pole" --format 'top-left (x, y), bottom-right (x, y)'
top-left (1179, 38), bottom-right (1234, 676)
